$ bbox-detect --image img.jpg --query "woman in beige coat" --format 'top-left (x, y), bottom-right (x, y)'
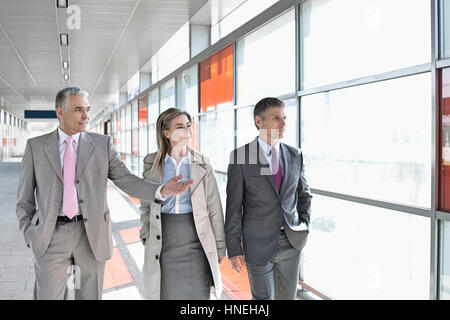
top-left (139, 108), bottom-right (226, 300)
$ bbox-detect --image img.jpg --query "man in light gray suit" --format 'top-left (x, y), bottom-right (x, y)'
top-left (225, 97), bottom-right (312, 300)
top-left (16, 87), bottom-right (193, 300)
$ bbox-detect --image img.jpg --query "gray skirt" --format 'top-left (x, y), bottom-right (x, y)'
top-left (160, 212), bottom-right (212, 300)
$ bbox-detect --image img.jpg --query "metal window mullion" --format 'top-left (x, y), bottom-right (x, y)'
top-left (297, 63), bottom-right (432, 98)
top-left (311, 188), bottom-right (433, 218)
top-left (431, 0), bottom-right (439, 301)
top-left (296, 2), bottom-right (302, 149)
top-left (233, 41), bottom-right (238, 151)
top-left (436, 58), bottom-right (450, 68)
top-left (437, 211), bottom-right (450, 221)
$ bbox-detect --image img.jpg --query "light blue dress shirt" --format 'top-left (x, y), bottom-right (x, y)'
top-left (160, 153), bottom-right (193, 214)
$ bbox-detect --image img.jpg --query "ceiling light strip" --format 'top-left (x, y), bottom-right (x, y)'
top-left (55, 4), bottom-right (65, 86)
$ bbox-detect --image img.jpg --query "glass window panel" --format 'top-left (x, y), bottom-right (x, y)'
top-left (301, 73), bottom-right (431, 208)
top-left (125, 104), bottom-right (131, 130)
top-left (283, 99), bottom-right (298, 148)
top-left (132, 128), bottom-right (138, 156)
top-left (131, 154), bottom-right (139, 175)
top-left (116, 131), bottom-right (121, 153)
top-left (120, 107), bottom-right (127, 130)
top-left (443, 0), bottom-right (450, 58)
top-left (139, 126), bottom-right (148, 157)
top-left (199, 110), bottom-right (235, 172)
top-left (126, 130), bottom-right (131, 154)
top-left (112, 134), bottom-right (117, 147)
top-left (200, 45), bottom-right (233, 112)
top-left (138, 96), bottom-right (148, 126)
top-left (151, 22), bottom-right (190, 83)
top-left (191, 117), bottom-right (199, 151)
top-left (440, 68), bottom-right (450, 211)
top-left (125, 153), bottom-right (131, 171)
top-left (177, 64), bottom-right (199, 115)
top-left (301, 0), bottom-right (431, 89)
top-left (440, 220), bottom-right (450, 299)
top-left (160, 78), bottom-right (176, 112)
top-left (148, 89), bottom-right (159, 124)
top-left (211, 0), bottom-right (278, 44)
top-left (111, 113), bottom-right (116, 135)
top-left (236, 107), bottom-right (258, 147)
top-left (127, 71), bottom-right (140, 101)
top-left (237, 9), bottom-right (295, 106)
top-left (148, 124), bottom-right (158, 153)
top-left (303, 194), bottom-right (430, 299)
top-left (131, 101), bottom-right (138, 128)
top-left (214, 172), bottom-right (227, 213)
top-left (118, 110), bottom-right (122, 132)
top-left (139, 156), bottom-right (145, 177)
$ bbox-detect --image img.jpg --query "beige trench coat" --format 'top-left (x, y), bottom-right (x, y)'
top-left (139, 148), bottom-right (226, 300)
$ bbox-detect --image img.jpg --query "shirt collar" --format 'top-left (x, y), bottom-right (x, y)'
top-left (257, 136), bottom-right (280, 156)
top-left (164, 151), bottom-right (191, 166)
top-left (58, 127), bottom-right (81, 145)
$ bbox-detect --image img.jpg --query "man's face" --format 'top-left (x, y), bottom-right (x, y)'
top-left (57, 95), bottom-right (90, 135)
top-left (255, 106), bottom-right (286, 143)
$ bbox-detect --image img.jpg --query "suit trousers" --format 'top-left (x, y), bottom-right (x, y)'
top-left (32, 220), bottom-right (106, 300)
top-left (246, 230), bottom-right (301, 300)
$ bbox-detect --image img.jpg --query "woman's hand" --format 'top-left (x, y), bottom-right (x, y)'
top-left (218, 256), bottom-right (225, 264)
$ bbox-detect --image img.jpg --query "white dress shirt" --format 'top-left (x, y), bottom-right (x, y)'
top-left (57, 127), bottom-right (81, 216)
top-left (257, 136), bottom-right (280, 171)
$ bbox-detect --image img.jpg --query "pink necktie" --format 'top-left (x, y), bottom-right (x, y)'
top-left (63, 136), bottom-right (78, 219)
top-left (271, 146), bottom-right (282, 193)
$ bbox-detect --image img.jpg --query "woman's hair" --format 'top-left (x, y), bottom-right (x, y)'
top-left (154, 108), bottom-right (192, 174)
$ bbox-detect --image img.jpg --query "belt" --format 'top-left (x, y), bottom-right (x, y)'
top-left (56, 215), bottom-right (84, 223)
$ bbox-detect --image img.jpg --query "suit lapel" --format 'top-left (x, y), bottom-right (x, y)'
top-left (189, 148), bottom-right (207, 195)
top-left (44, 129), bottom-right (63, 182)
top-left (279, 143), bottom-right (290, 197)
top-left (76, 132), bottom-right (95, 179)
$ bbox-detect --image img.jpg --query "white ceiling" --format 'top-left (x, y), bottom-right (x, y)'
top-left (0, 0), bottom-right (208, 119)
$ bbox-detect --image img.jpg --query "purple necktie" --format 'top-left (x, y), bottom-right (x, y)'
top-left (63, 136), bottom-right (78, 219)
top-left (271, 146), bottom-right (282, 193)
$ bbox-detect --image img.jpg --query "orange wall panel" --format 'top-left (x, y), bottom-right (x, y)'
top-left (200, 45), bottom-right (233, 112)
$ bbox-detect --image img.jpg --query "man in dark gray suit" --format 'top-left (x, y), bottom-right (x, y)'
top-left (225, 97), bottom-right (312, 300)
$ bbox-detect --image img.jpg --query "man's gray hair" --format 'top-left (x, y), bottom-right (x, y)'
top-left (55, 87), bottom-right (89, 110)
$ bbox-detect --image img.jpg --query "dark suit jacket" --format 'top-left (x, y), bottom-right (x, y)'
top-left (225, 137), bottom-right (312, 265)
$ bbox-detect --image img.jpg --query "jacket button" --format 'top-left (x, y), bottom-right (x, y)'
top-left (156, 235), bottom-right (160, 240)
top-left (76, 180), bottom-right (80, 184)
top-left (79, 200), bottom-right (84, 204)
top-left (155, 255), bottom-right (159, 260)
top-left (156, 215), bottom-right (159, 219)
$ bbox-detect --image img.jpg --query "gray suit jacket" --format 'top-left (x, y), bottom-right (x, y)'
top-left (225, 137), bottom-right (312, 265)
top-left (16, 129), bottom-right (161, 261)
